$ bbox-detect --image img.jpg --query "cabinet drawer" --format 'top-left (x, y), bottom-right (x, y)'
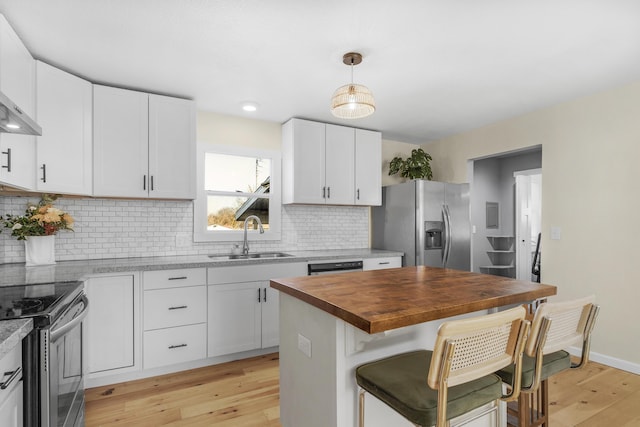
top-left (363, 257), bottom-right (402, 270)
top-left (143, 268), bottom-right (206, 290)
top-left (144, 286), bottom-right (206, 330)
top-left (0, 344), bottom-right (22, 408)
top-left (143, 323), bottom-right (206, 369)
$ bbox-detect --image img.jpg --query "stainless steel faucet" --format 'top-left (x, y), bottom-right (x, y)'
top-left (242, 215), bottom-right (264, 255)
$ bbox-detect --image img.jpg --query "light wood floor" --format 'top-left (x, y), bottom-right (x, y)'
top-left (85, 353), bottom-right (640, 426)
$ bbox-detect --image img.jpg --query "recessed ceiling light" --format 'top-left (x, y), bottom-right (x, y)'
top-left (241, 102), bottom-right (259, 112)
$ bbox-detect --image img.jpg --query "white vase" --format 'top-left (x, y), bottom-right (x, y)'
top-left (24, 235), bottom-right (56, 266)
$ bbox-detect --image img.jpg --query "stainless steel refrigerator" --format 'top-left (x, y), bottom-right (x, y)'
top-left (372, 180), bottom-right (471, 270)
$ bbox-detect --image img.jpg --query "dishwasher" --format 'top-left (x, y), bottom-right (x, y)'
top-left (307, 260), bottom-right (363, 275)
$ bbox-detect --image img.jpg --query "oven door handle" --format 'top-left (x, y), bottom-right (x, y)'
top-left (50, 295), bottom-right (89, 342)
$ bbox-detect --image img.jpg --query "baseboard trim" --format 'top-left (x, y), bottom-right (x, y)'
top-left (568, 346), bottom-right (640, 374)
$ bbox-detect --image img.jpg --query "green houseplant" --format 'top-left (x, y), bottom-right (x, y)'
top-left (388, 148), bottom-right (433, 180)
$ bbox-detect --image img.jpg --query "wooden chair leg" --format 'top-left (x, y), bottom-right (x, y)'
top-left (507, 379), bottom-right (549, 427)
top-left (539, 379), bottom-right (549, 427)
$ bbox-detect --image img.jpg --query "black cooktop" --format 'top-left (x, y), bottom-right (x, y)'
top-left (0, 281), bottom-right (83, 324)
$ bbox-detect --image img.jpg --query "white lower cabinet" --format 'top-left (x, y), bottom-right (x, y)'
top-left (142, 268), bottom-right (207, 369)
top-left (207, 282), bottom-right (263, 356)
top-left (85, 274), bottom-right (139, 376)
top-left (363, 256), bottom-right (402, 271)
top-left (0, 344), bottom-right (22, 427)
top-left (207, 262), bottom-right (306, 357)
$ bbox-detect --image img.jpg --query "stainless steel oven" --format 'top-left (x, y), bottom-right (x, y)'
top-left (41, 291), bottom-right (88, 427)
top-left (0, 281), bottom-right (87, 427)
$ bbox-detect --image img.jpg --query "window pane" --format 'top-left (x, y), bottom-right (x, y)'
top-left (205, 153), bottom-right (271, 193)
top-left (207, 195), bottom-right (270, 231)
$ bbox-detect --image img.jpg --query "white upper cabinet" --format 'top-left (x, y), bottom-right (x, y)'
top-left (148, 94), bottom-right (196, 199)
top-left (93, 85), bottom-right (196, 199)
top-left (0, 15), bottom-right (36, 190)
top-left (282, 118), bottom-right (326, 204)
top-left (354, 128), bottom-right (382, 205)
top-left (325, 124), bottom-right (355, 204)
top-left (93, 85), bottom-right (151, 198)
top-left (35, 61), bottom-right (92, 195)
top-left (282, 118), bottom-right (381, 206)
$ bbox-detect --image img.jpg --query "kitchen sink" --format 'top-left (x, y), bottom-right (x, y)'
top-left (208, 252), bottom-right (294, 260)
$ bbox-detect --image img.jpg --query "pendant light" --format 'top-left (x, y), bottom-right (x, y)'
top-left (330, 52), bottom-right (375, 119)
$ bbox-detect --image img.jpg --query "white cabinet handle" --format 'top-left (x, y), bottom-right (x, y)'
top-left (0, 367), bottom-right (21, 390)
top-left (1, 148), bottom-right (11, 172)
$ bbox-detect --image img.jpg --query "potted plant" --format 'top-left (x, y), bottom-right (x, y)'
top-left (1, 194), bottom-right (74, 266)
top-left (388, 148), bottom-right (433, 180)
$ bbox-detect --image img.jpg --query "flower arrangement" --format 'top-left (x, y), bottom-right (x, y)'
top-left (1, 195), bottom-right (74, 240)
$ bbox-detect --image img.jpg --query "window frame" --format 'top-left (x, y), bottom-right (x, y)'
top-left (193, 142), bottom-right (281, 243)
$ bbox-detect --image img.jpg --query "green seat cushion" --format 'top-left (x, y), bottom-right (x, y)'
top-left (356, 350), bottom-right (503, 426)
top-left (496, 350), bottom-right (570, 389)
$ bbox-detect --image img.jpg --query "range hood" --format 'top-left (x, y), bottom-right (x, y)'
top-left (0, 90), bottom-right (42, 136)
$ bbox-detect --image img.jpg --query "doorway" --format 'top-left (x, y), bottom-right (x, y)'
top-left (469, 147), bottom-right (542, 277)
top-left (515, 170), bottom-right (542, 281)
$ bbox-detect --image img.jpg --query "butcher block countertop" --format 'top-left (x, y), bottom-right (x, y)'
top-left (270, 266), bottom-right (557, 334)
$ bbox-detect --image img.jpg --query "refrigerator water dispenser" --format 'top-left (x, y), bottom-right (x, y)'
top-left (424, 221), bottom-right (443, 249)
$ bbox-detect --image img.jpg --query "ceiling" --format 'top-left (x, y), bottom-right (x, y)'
top-left (1, 0), bottom-right (640, 144)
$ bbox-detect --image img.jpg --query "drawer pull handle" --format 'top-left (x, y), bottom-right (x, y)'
top-left (378, 261), bottom-right (390, 265)
top-left (168, 276), bottom-right (188, 280)
top-left (168, 344), bottom-right (187, 349)
top-left (168, 305), bottom-right (187, 310)
top-left (0, 367), bottom-right (21, 390)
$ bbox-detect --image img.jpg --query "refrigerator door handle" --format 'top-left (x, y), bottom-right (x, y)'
top-left (443, 204), bottom-right (452, 267)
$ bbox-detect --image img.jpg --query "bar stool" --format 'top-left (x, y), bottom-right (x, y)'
top-left (355, 306), bottom-right (530, 427)
top-left (496, 296), bottom-right (600, 427)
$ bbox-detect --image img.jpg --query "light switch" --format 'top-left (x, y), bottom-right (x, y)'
top-left (551, 226), bottom-right (561, 240)
top-left (298, 333), bottom-right (312, 358)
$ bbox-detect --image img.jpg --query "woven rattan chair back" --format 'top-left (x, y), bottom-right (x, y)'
top-left (525, 295), bottom-right (599, 359)
top-left (428, 306), bottom-right (529, 390)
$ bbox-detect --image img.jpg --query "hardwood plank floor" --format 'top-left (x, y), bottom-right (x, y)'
top-left (85, 354), bottom-right (639, 426)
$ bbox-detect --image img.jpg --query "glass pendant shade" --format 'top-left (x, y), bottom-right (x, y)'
top-left (331, 83), bottom-right (376, 119)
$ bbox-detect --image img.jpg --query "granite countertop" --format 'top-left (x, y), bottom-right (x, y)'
top-left (271, 266), bottom-right (557, 334)
top-left (0, 248), bottom-right (403, 287)
top-left (0, 318), bottom-right (33, 359)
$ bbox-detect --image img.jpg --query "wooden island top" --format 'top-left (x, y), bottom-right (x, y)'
top-left (271, 266), bottom-right (557, 334)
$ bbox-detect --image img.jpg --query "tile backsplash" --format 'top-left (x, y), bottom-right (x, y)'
top-left (0, 196), bottom-right (370, 264)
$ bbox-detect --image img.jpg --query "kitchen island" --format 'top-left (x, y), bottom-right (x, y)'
top-left (271, 266), bottom-right (557, 427)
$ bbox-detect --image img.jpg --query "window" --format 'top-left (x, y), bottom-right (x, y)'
top-left (194, 144), bottom-right (281, 242)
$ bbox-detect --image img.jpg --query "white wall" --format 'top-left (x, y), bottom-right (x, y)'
top-left (424, 80), bottom-right (640, 371)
